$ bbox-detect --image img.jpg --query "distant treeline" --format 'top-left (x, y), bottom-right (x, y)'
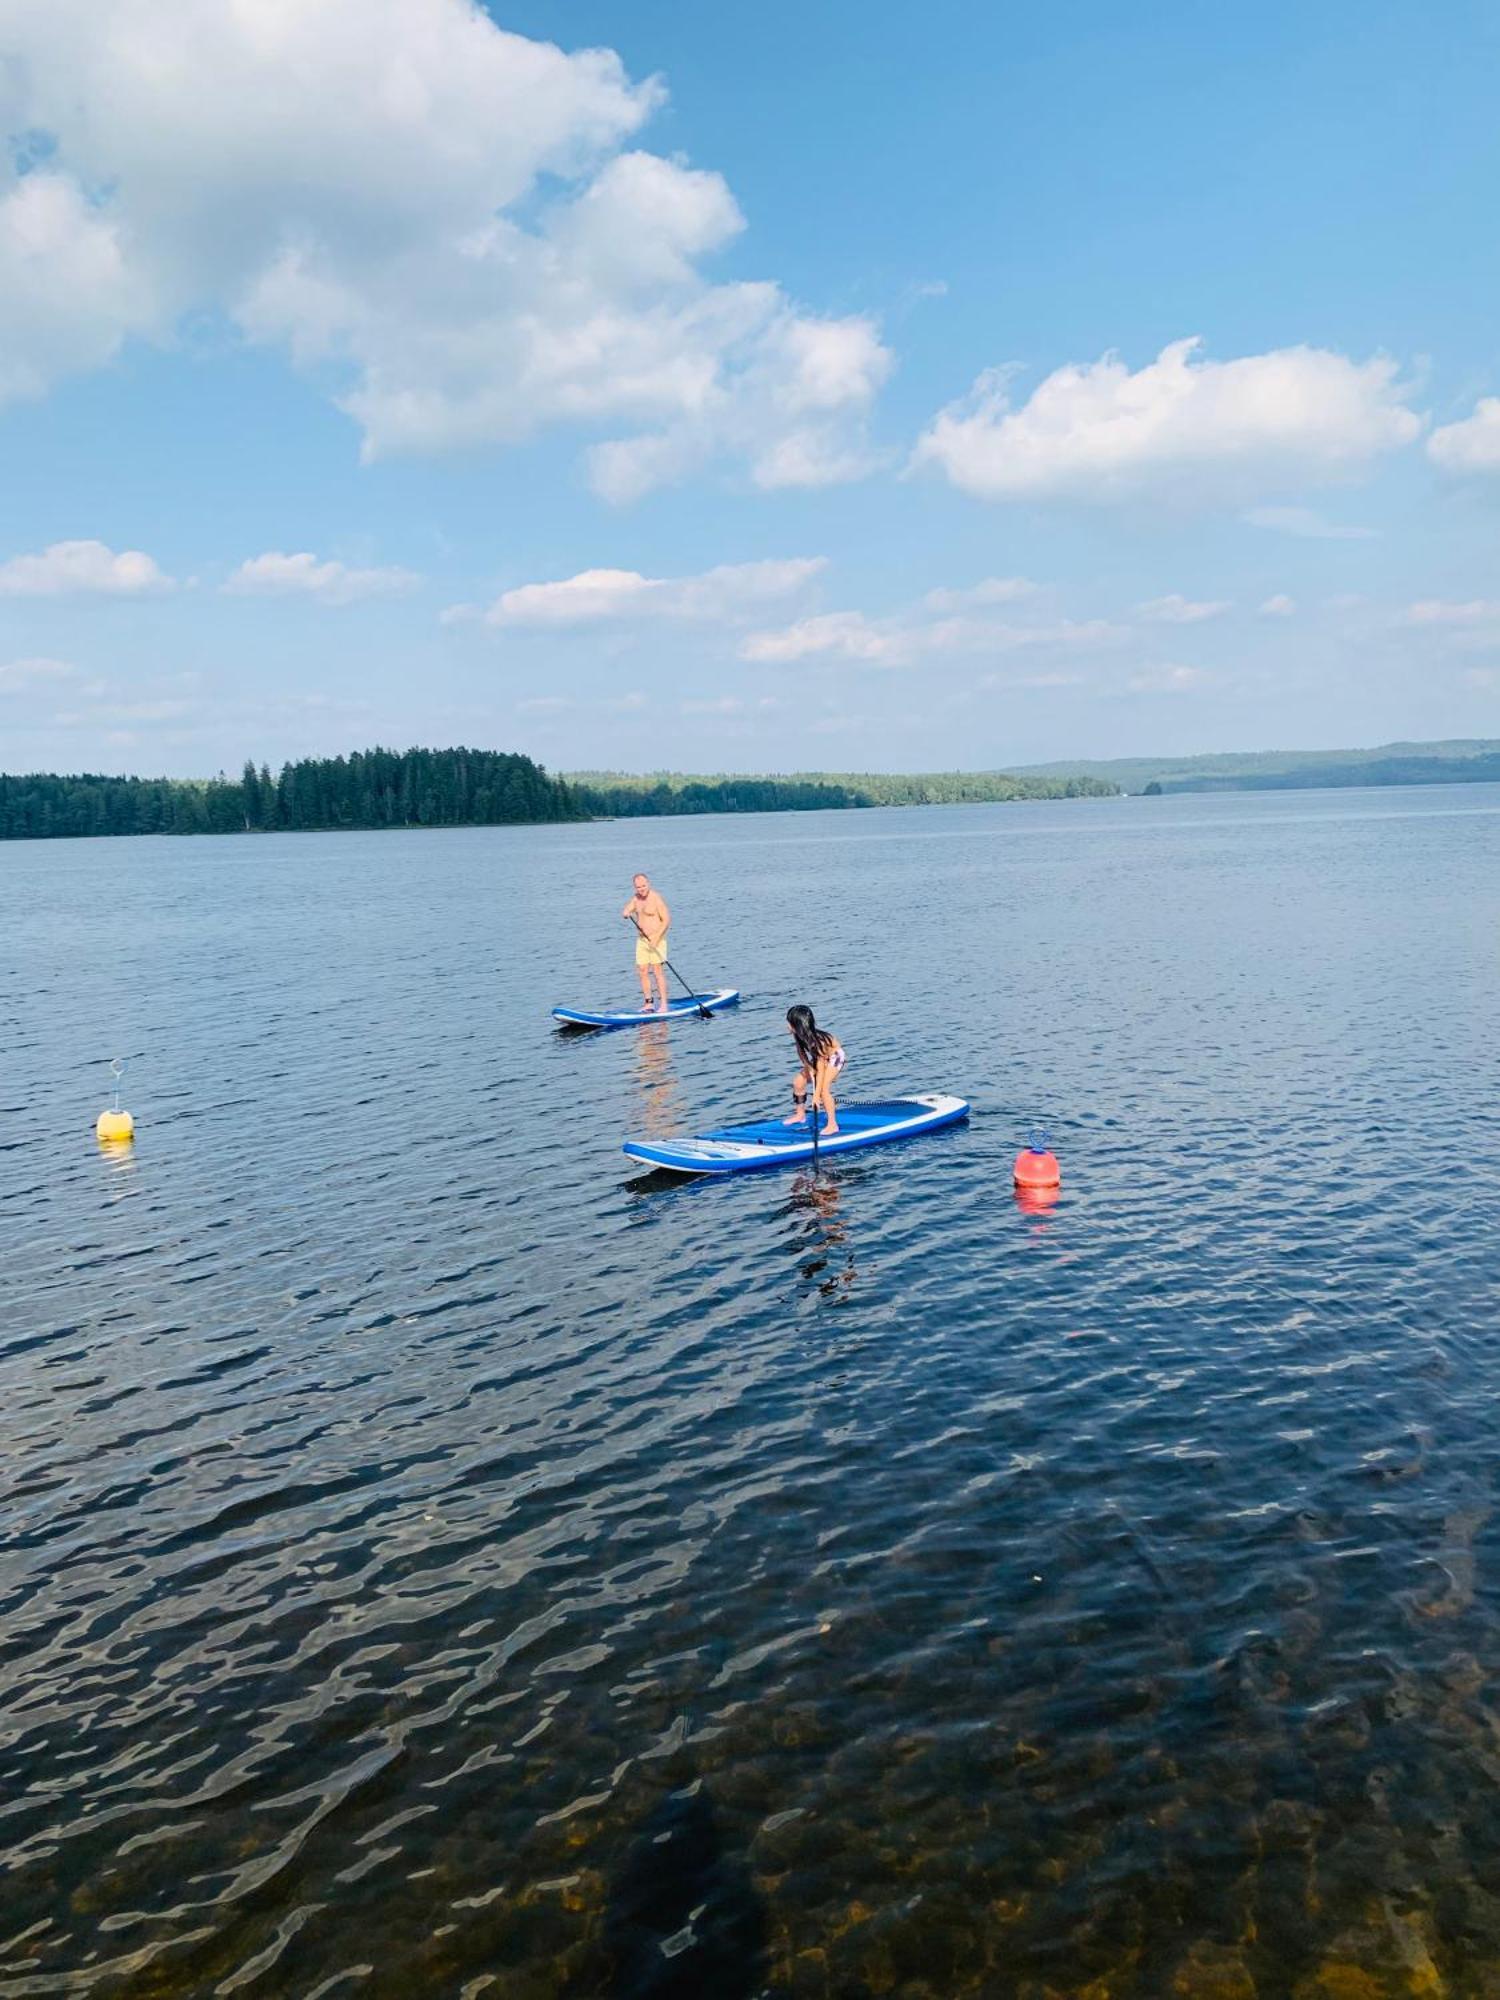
top-left (580, 776), bottom-right (868, 815)
top-left (570, 769), bottom-right (1119, 807)
top-left (10, 736), bottom-right (1496, 839)
top-left (0, 747), bottom-right (582, 840)
top-left (0, 751), bottom-right (1123, 839)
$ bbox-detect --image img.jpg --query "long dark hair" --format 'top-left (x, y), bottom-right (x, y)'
top-left (787, 1004), bottom-right (835, 1073)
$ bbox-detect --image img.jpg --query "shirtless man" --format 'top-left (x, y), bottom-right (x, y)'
top-left (621, 874), bottom-right (671, 1012)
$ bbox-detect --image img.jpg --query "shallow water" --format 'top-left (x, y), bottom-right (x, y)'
top-left (3, 786), bottom-right (1500, 1998)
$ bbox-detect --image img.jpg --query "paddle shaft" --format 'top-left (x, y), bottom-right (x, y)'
top-left (626, 911), bottom-right (711, 1018)
top-left (794, 1040), bottom-right (824, 1172)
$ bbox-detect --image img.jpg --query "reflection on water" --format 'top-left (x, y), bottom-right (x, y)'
top-left (3, 788), bottom-right (1500, 1994)
top-left (787, 1169), bottom-right (859, 1298)
top-left (631, 1025), bottom-right (690, 1143)
top-left (1014, 1181), bottom-right (1062, 1219)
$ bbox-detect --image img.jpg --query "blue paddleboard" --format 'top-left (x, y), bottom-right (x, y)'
top-left (622, 1093), bottom-right (969, 1175)
top-left (553, 988), bottom-right (740, 1030)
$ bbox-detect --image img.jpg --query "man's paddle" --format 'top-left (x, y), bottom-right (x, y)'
top-left (626, 910), bottom-right (712, 1020)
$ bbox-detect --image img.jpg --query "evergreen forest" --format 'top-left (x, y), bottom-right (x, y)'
top-left (0, 747), bottom-right (582, 840)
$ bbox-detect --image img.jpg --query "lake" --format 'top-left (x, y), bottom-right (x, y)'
top-left (4, 785), bottom-right (1499, 1997)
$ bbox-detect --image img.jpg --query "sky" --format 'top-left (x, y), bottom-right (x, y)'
top-left (2, 0), bottom-right (1499, 778)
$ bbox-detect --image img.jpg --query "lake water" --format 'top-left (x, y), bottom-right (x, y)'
top-left (4, 785), bottom-right (1500, 1998)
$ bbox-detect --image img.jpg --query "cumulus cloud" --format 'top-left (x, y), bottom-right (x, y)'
top-left (1001, 670), bottom-right (1087, 691)
top-left (1243, 505), bottom-right (1378, 540)
top-left (1428, 397), bottom-right (1500, 474)
top-left (480, 556), bottom-right (824, 628)
top-left (741, 611), bottom-right (907, 665)
top-left (585, 312), bottom-right (891, 501)
top-left (225, 552), bottom-right (420, 605)
top-left (0, 655), bottom-right (76, 691)
top-left (1127, 663), bottom-right (1211, 694)
top-left (1405, 599), bottom-right (1500, 627)
top-left (0, 539), bottom-right (173, 595)
top-left (1259, 594), bottom-right (1296, 617)
top-left (0, 0), bottom-right (890, 492)
top-left (1138, 593), bottom-right (1230, 624)
top-left (741, 604), bottom-right (1123, 669)
top-left (52, 697), bottom-right (194, 727)
top-left (922, 577), bottom-right (1036, 612)
top-left (0, 173), bottom-right (156, 405)
top-left (914, 338), bottom-right (1421, 504)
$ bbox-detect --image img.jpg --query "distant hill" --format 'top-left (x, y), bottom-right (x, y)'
top-left (1009, 739), bottom-right (1500, 794)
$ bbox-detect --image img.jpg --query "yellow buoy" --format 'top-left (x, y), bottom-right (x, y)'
top-left (96, 1058), bottom-right (135, 1143)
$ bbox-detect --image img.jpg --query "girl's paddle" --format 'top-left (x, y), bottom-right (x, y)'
top-left (626, 911), bottom-right (712, 1020)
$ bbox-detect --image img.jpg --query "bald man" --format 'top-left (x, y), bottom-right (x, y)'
top-left (622, 873), bottom-right (671, 1013)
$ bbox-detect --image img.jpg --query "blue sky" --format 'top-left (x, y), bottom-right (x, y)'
top-left (2, 0), bottom-right (1498, 776)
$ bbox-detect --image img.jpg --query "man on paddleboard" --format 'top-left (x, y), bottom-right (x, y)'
top-left (622, 874), bottom-right (671, 1013)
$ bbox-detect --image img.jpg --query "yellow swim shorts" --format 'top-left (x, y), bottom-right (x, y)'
top-left (635, 934), bottom-right (668, 967)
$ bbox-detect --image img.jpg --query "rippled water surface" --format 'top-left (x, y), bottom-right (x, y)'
top-left (5, 788), bottom-right (1500, 1998)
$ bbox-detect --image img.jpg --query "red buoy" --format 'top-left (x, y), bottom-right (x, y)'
top-left (1013, 1144), bottom-right (1061, 1191)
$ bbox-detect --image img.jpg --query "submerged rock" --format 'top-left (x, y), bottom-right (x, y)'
top-left (1292, 1900), bottom-right (1445, 1999)
top-left (1167, 1940), bottom-right (1259, 1997)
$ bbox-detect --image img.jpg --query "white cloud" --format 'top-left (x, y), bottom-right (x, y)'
top-left (976, 667), bottom-right (1087, 691)
top-left (1428, 397), bottom-right (1500, 474)
top-left (0, 539), bottom-right (173, 595)
top-left (680, 695), bottom-right (744, 715)
top-left (1463, 668), bottom-right (1499, 690)
top-left (1138, 593), bottom-right (1230, 624)
top-left (740, 605), bottom-right (1123, 669)
top-left (741, 611), bottom-right (906, 665)
top-left (1405, 599), bottom-right (1500, 627)
top-left (922, 577), bottom-right (1036, 612)
top-left (1259, 594), bottom-right (1296, 617)
top-left (1126, 663), bottom-right (1211, 694)
top-left (0, 0), bottom-right (890, 492)
top-left (914, 338), bottom-right (1421, 504)
top-left (53, 698), bottom-right (194, 726)
top-left (585, 311), bottom-right (891, 501)
top-left (0, 173), bottom-right (156, 405)
top-left (481, 556), bottom-right (824, 628)
top-left (516, 696), bottom-right (575, 714)
top-left (225, 552), bottom-right (420, 605)
top-left (0, 655), bottom-right (76, 692)
top-left (1243, 505), bottom-right (1378, 540)
top-left (740, 423), bottom-right (882, 497)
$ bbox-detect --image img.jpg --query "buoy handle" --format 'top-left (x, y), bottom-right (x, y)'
top-left (1028, 1126), bottom-right (1050, 1155)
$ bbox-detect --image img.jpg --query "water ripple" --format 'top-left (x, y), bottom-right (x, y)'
top-left (3, 791), bottom-right (1500, 1994)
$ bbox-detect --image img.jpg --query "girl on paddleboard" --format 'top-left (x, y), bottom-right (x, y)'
top-left (785, 1004), bottom-right (846, 1136)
